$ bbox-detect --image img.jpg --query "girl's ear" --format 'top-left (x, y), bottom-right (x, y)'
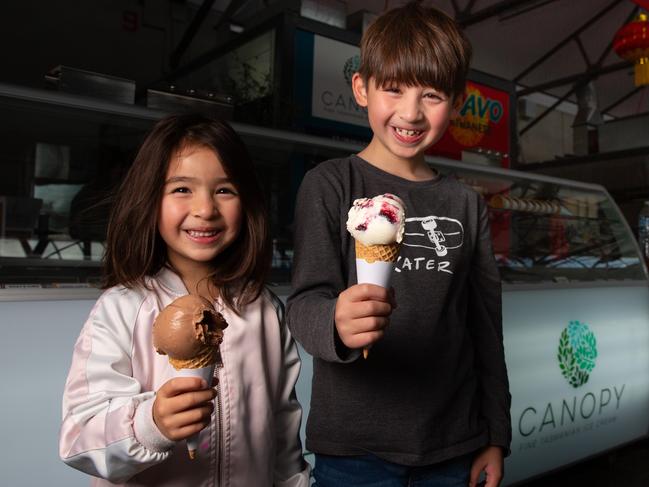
top-left (352, 73), bottom-right (369, 108)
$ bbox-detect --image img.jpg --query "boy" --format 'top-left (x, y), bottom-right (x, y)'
top-left (286, 2), bottom-right (511, 486)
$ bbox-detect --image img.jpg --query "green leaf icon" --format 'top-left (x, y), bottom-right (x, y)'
top-left (557, 321), bottom-right (597, 388)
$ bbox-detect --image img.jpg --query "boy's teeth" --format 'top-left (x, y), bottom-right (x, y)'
top-left (188, 230), bottom-right (217, 237)
top-left (395, 127), bottom-right (422, 137)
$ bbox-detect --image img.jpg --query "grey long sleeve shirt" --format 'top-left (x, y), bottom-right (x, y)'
top-left (286, 155), bottom-right (511, 466)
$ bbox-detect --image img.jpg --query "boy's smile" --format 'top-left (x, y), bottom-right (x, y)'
top-left (352, 74), bottom-right (457, 175)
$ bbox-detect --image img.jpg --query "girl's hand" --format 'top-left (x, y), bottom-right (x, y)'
top-left (469, 445), bottom-right (504, 487)
top-left (334, 284), bottom-right (395, 351)
top-left (153, 377), bottom-right (216, 441)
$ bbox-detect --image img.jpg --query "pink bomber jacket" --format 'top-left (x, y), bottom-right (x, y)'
top-left (59, 267), bottom-right (310, 486)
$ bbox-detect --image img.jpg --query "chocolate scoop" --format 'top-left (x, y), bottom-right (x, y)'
top-left (152, 295), bottom-right (228, 361)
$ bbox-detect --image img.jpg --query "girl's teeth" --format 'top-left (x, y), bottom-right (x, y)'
top-left (395, 127), bottom-right (422, 137)
top-left (188, 230), bottom-right (217, 237)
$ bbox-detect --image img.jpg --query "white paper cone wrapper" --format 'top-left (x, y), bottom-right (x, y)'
top-left (356, 258), bottom-right (394, 287)
top-left (176, 364), bottom-right (216, 457)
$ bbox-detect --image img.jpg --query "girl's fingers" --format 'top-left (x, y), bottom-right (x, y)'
top-left (164, 388), bottom-right (217, 414)
top-left (158, 377), bottom-right (208, 399)
top-left (157, 403), bottom-right (214, 440)
top-left (169, 403), bottom-right (214, 428)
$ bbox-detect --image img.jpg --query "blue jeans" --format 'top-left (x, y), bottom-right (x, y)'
top-left (313, 452), bottom-right (474, 487)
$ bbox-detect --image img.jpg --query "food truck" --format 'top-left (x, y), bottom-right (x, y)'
top-left (1, 83), bottom-right (648, 485)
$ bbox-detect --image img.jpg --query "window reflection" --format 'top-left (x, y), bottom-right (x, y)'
top-left (0, 85), bottom-right (644, 287)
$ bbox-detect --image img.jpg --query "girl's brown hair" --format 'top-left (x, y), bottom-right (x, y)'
top-left (358, 1), bottom-right (472, 99)
top-left (102, 114), bottom-right (271, 313)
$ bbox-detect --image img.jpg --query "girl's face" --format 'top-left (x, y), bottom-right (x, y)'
top-left (158, 144), bottom-right (242, 279)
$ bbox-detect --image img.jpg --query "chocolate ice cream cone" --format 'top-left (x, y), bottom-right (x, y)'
top-left (153, 295), bottom-right (227, 459)
top-left (175, 363), bottom-right (218, 459)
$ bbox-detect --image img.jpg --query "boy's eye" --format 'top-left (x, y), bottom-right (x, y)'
top-left (424, 92), bottom-right (446, 101)
top-left (384, 87), bottom-right (400, 93)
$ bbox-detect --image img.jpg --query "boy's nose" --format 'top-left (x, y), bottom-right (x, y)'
top-left (397, 96), bottom-right (423, 123)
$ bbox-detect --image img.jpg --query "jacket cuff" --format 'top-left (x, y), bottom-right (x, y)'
top-left (488, 432), bottom-right (512, 458)
top-left (133, 396), bottom-right (176, 453)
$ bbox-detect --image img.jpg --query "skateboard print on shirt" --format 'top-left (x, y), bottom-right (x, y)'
top-left (395, 215), bottom-right (464, 274)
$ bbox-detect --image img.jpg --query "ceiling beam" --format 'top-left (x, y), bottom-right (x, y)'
top-left (170, 0), bottom-right (217, 69)
top-left (519, 84), bottom-right (578, 135)
top-left (459, 0), bottom-right (478, 16)
top-left (517, 61), bottom-right (630, 96)
top-left (514, 0), bottom-right (623, 83)
top-left (601, 86), bottom-right (644, 113)
top-left (457, 0), bottom-right (561, 27)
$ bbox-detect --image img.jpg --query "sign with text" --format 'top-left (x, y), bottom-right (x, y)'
top-left (311, 34), bottom-right (368, 127)
top-left (429, 81), bottom-right (511, 166)
top-left (501, 286), bottom-right (649, 485)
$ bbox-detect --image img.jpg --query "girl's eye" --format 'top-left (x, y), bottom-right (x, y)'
top-left (171, 186), bottom-right (190, 193)
top-left (216, 187), bottom-right (237, 195)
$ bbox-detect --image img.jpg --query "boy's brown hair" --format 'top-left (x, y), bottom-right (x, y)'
top-left (102, 114), bottom-right (271, 313)
top-left (358, 1), bottom-right (472, 99)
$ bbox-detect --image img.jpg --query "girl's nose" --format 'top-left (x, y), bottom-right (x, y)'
top-left (192, 194), bottom-right (218, 218)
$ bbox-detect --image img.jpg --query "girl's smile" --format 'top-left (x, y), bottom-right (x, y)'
top-left (184, 227), bottom-right (223, 243)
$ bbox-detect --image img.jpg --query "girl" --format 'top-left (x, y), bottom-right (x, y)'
top-left (59, 114), bottom-right (310, 486)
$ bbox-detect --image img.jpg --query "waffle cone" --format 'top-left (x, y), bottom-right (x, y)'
top-left (355, 240), bottom-right (400, 263)
top-left (169, 346), bottom-right (219, 370)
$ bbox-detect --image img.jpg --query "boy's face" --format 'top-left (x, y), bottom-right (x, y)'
top-left (352, 74), bottom-right (457, 165)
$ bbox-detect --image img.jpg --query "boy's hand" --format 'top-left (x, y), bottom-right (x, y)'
top-left (469, 445), bottom-right (504, 487)
top-left (153, 377), bottom-right (216, 441)
top-left (335, 284), bottom-right (395, 351)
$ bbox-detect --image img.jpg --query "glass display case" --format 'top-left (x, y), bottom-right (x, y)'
top-left (0, 81), bottom-right (646, 289)
top-left (454, 169), bottom-right (646, 284)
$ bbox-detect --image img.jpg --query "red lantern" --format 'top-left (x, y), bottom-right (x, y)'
top-left (613, 12), bottom-right (649, 86)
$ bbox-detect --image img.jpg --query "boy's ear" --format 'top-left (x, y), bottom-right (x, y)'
top-left (352, 73), bottom-right (368, 107)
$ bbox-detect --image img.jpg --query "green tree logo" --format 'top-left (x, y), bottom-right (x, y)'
top-left (558, 321), bottom-right (598, 388)
top-left (343, 55), bottom-right (361, 86)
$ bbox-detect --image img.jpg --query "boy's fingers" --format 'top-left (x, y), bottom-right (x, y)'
top-left (355, 300), bottom-right (392, 319)
top-left (355, 316), bottom-right (389, 333)
top-left (349, 330), bottom-right (385, 349)
top-left (347, 283), bottom-right (392, 303)
top-left (469, 460), bottom-right (483, 487)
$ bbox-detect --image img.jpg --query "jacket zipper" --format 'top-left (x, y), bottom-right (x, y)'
top-left (215, 363), bottom-right (224, 486)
